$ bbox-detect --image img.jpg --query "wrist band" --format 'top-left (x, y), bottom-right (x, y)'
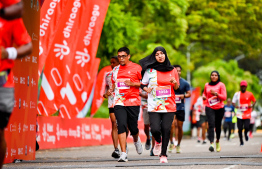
top-left (6, 47), bottom-right (18, 60)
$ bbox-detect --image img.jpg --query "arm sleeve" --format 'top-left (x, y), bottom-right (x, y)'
top-left (13, 19), bottom-right (31, 46)
top-left (217, 83), bottom-right (227, 101)
top-left (232, 92), bottom-right (237, 104)
top-left (141, 69), bottom-right (149, 85)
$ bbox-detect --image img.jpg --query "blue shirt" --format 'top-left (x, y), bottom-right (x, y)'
top-left (224, 105), bottom-right (234, 122)
top-left (175, 78), bottom-right (190, 111)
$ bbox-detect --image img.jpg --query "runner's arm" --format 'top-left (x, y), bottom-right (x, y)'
top-left (1, 42), bottom-right (32, 59)
top-left (0, 1), bottom-right (23, 20)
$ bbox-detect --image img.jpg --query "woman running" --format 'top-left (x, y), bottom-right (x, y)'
top-left (203, 71), bottom-right (227, 152)
top-left (139, 46), bottom-right (179, 163)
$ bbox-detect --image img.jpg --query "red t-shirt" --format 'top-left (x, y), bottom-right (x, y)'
top-left (0, 0), bottom-right (20, 7)
top-left (0, 17), bottom-right (31, 87)
top-left (203, 82), bottom-right (227, 110)
top-left (232, 91), bottom-right (256, 119)
top-left (112, 62), bottom-right (142, 106)
top-left (141, 68), bottom-right (179, 112)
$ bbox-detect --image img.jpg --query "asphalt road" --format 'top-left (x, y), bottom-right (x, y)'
top-left (3, 132), bottom-right (262, 169)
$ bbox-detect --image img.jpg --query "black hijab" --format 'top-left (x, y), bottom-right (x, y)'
top-left (209, 70), bottom-right (220, 86)
top-left (139, 46), bottom-right (174, 77)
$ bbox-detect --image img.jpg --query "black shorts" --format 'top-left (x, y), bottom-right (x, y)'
top-left (109, 108), bottom-right (114, 113)
top-left (0, 112), bottom-right (11, 129)
top-left (191, 122), bottom-right (199, 129)
top-left (175, 110), bottom-right (185, 122)
top-left (198, 115), bottom-right (208, 125)
top-left (114, 105), bottom-right (140, 135)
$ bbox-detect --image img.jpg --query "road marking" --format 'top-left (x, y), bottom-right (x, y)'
top-left (223, 165), bottom-right (237, 169)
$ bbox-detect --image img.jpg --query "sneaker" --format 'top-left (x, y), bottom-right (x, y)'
top-left (168, 143), bottom-right (174, 153)
top-left (150, 148), bottom-right (154, 156)
top-left (197, 137), bottom-right (201, 143)
top-left (230, 133), bottom-right (235, 139)
top-left (118, 152), bottom-right (128, 162)
top-left (153, 141), bottom-right (162, 156)
top-left (111, 148), bottom-right (120, 158)
top-left (202, 140), bottom-right (207, 144)
top-left (240, 142), bottom-right (244, 146)
top-left (249, 133), bottom-right (253, 139)
top-left (216, 142), bottom-right (221, 152)
top-left (176, 145), bottom-right (181, 153)
top-left (145, 139), bottom-right (151, 150)
top-left (209, 143), bottom-right (214, 152)
top-left (245, 135), bottom-right (249, 141)
top-left (134, 136), bottom-right (143, 155)
top-left (159, 155), bottom-right (168, 163)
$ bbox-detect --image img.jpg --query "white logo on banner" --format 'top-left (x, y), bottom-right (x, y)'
top-left (39, 41), bottom-right (43, 56)
top-left (54, 40), bottom-right (70, 60)
top-left (32, 56), bottom-right (38, 63)
top-left (11, 149), bottom-right (16, 156)
top-left (75, 48), bottom-right (90, 67)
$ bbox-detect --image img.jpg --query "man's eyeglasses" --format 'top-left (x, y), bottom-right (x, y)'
top-left (117, 55), bottom-right (128, 59)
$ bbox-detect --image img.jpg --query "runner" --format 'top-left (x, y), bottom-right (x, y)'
top-left (194, 95), bottom-right (208, 144)
top-left (232, 80), bottom-right (256, 146)
top-left (249, 110), bottom-right (257, 138)
top-left (109, 47), bottom-right (143, 162)
top-left (140, 46), bottom-right (179, 163)
top-left (103, 56), bottom-right (120, 158)
top-left (203, 71), bottom-right (227, 152)
top-left (223, 98), bottom-right (234, 141)
top-left (0, 6), bottom-right (32, 168)
top-left (190, 105), bottom-right (199, 139)
top-left (170, 65), bottom-right (191, 153)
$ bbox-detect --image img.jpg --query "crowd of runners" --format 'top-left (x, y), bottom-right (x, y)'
top-left (104, 46), bottom-right (257, 163)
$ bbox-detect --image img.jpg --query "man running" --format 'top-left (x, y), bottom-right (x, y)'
top-left (103, 56), bottom-right (120, 158)
top-left (223, 98), bottom-right (234, 141)
top-left (171, 65), bottom-right (191, 153)
top-left (232, 80), bottom-right (256, 146)
top-left (0, 3), bottom-right (32, 166)
top-left (109, 47), bottom-right (143, 162)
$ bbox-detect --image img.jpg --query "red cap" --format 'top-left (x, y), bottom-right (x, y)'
top-left (240, 80), bottom-right (247, 87)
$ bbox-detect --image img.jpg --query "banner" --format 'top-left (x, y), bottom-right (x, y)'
top-left (37, 116), bottom-right (146, 149)
top-left (90, 65), bottom-right (112, 117)
top-left (4, 0), bottom-right (40, 163)
top-left (39, 0), bottom-right (68, 78)
top-left (38, 0), bottom-right (110, 118)
top-left (190, 87), bottom-right (201, 109)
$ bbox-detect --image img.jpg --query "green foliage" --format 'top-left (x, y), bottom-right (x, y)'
top-left (192, 60), bottom-right (262, 102)
top-left (92, 100), bottom-right (110, 118)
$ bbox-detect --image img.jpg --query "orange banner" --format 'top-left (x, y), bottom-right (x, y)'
top-left (90, 65), bottom-right (112, 116)
top-left (37, 116), bottom-right (146, 149)
top-left (190, 87), bottom-right (201, 109)
top-left (38, 0), bottom-right (110, 118)
top-left (39, 0), bottom-right (68, 78)
top-left (4, 0), bottom-right (40, 163)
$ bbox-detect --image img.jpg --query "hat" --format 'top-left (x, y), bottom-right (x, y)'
top-left (240, 80), bottom-right (247, 87)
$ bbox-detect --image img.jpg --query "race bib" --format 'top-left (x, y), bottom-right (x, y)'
top-left (175, 96), bottom-right (181, 103)
top-left (225, 111), bottom-right (231, 118)
top-left (239, 104), bottom-right (248, 112)
top-left (208, 96), bottom-right (220, 106)
top-left (117, 79), bottom-right (130, 89)
top-left (236, 111), bottom-right (243, 119)
top-left (156, 86), bottom-right (171, 98)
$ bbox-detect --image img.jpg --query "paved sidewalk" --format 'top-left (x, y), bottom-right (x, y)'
top-left (3, 132), bottom-right (262, 169)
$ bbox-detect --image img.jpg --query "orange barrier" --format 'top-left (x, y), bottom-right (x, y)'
top-left (37, 116), bottom-right (146, 149)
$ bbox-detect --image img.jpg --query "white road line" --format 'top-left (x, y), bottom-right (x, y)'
top-left (223, 165), bottom-right (237, 169)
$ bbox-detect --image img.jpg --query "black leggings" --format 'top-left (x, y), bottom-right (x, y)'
top-left (206, 107), bottom-right (225, 143)
top-left (237, 118), bottom-right (250, 144)
top-left (223, 121), bottom-right (232, 140)
top-left (149, 112), bottom-right (175, 156)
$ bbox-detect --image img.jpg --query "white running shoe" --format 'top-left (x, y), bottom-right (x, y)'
top-left (160, 155), bottom-right (168, 163)
top-left (153, 141), bottom-right (162, 156)
top-left (118, 152), bottom-right (128, 162)
top-left (134, 136), bottom-right (143, 155)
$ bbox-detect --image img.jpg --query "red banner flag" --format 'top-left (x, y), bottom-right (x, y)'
top-left (38, 0), bottom-right (110, 118)
top-left (190, 87), bottom-right (201, 109)
top-left (90, 65), bottom-right (112, 116)
top-left (39, 0), bottom-right (68, 78)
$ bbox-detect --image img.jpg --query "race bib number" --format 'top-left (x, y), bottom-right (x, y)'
top-left (117, 79), bottom-right (130, 89)
top-left (236, 112), bottom-right (243, 119)
top-left (175, 96), bottom-right (181, 103)
top-left (239, 104), bottom-right (248, 112)
top-left (208, 96), bottom-right (220, 106)
top-left (156, 86), bottom-right (171, 98)
top-left (225, 111), bottom-right (231, 118)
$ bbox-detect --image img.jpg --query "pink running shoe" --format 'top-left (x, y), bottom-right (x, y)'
top-left (160, 155), bottom-right (168, 163)
top-left (153, 141), bottom-right (162, 156)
